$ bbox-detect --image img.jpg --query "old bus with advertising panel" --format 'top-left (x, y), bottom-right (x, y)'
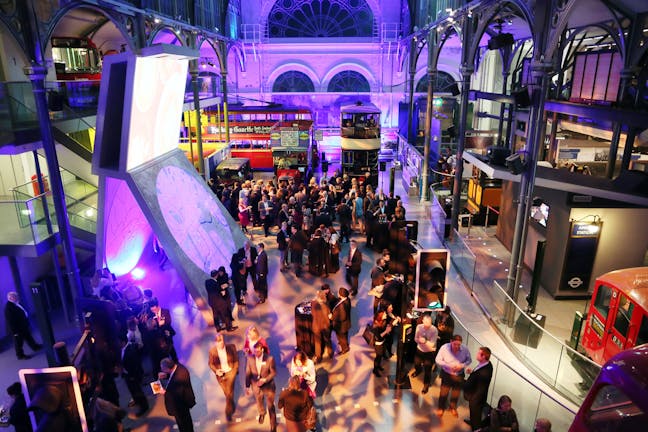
top-left (340, 102), bottom-right (380, 187)
top-left (201, 105), bottom-right (313, 171)
top-left (270, 120), bottom-right (316, 182)
top-left (581, 267), bottom-right (648, 365)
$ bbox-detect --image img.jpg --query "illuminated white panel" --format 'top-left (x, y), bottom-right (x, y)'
top-left (126, 55), bottom-right (188, 170)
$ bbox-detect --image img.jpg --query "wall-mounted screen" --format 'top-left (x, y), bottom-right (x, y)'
top-left (530, 200), bottom-right (550, 227)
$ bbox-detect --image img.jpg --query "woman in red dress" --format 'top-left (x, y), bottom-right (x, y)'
top-left (238, 200), bottom-right (251, 234)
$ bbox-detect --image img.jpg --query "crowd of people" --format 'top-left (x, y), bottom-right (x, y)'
top-left (2, 169), bottom-right (556, 432)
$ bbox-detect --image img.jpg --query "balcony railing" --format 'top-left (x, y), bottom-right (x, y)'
top-left (440, 212), bottom-right (602, 405)
top-left (453, 313), bottom-right (577, 432)
top-left (0, 196), bottom-right (58, 246)
top-left (11, 166), bottom-right (98, 236)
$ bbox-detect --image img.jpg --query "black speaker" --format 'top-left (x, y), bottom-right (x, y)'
top-left (446, 125), bottom-right (457, 139)
top-left (488, 33), bottom-right (514, 50)
top-left (486, 146), bottom-right (511, 166)
top-left (513, 87), bottom-right (531, 108)
top-left (379, 161), bottom-right (386, 171)
top-left (449, 83), bottom-right (460, 96)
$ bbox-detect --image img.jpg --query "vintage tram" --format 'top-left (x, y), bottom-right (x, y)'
top-left (340, 102), bottom-right (381, 187)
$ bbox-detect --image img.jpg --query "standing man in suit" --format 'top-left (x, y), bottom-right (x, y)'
top-left (276, 221), bottom-right (290, 271)
top-left (209, 333), bottom-right (239, 422)
top-left (345, 239), bottom-right (363, 296)
top-left (120, 336), bottom-right (149, 417)
top-left (331, 287), bottom-right (351, 355)
top-left (239, 241), bottom-right (258, 290)
top-left (258, 194), bottom-right (274, 237)
top-left (245, 343), bottom-right (277, 432)
top-left (311, 288), bottom-right (332, 363)
top-left (148, 299), bottom-right (177, 377)
top-left (255, 242), bottom-right (269, 303)
top-left (463, 347), bottom-right (493, 431)
top-left (4, 291), bottom-right (42, 360)
top-left (160, 357), bottom-right (196, 432)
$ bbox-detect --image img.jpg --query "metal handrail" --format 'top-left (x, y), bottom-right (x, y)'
top-left (492, 279), bottom-right (599, 369)
top-left (451, 312), bottom-right (578, 415)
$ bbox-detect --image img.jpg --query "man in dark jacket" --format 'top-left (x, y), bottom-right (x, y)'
top-left (311, 289), bottom-right (332, 362)
top-left (4, 291), bottom-right (42, 360)
top-left (206, 268), bottom-right (235, 330)
top-left (245, 344), bottom-right (277, 432)
top-left (120, 336), bottom-right (149, 417)
top-left (331, 287), bottom-right (351, 354)
top-left (255, 242), bottom-right (269, 303)
top-left (345, 240), bottom-right (363, 296)
top-left (6, 382), bottom-right (31, 432)
top-left (463, 347), bottom-right (493, 431)
top-left (289, 226), bottom-right (308, 277)
top-left (160, 357), bottom-right (196, 432)
top-left (276, 221), bottom-right (290, 271)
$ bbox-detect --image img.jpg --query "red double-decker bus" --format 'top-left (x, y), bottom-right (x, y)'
top-left (51, 37), bottom-right (102, 80)
top-left (581, 267), bottom-right (648, 365)
top-left (202, 105), bottom-right (315, 173)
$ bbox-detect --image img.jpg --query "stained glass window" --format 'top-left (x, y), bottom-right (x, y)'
top-left (327, 71), bottom-right (370, 92)
top-left (272, 71), bottom-right (315, 92)
top-left (416, 71), bottom-right (457, 93)
top-left (268, 0), bottom-right (374, 38)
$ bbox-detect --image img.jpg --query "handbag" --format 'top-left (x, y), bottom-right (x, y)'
top-left (362, 323), bottom-right (375, 346)
top-left (304, 400), bottom-right (317, 429)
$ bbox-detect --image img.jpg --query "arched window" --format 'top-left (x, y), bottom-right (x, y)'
top-left (416, 71), bottom-right (457, 93)
top-left (272, 71), bottom-right (315, 92)
top-left (268, 0), bottom-right (374, 38)
top-left (327, 71), bottom-right (370, 92)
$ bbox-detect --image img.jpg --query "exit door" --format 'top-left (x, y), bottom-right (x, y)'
top-left (604, 293), bottom-right (633, 361)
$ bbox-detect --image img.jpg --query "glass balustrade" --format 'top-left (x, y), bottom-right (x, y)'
top-left (1, 82), bottom-right (39, 129)
top-left (453, 314), bottom-right (577, 432)
top-left (440, 208), bottom-right (602, 405)
top-left (445, 227), bottom-right (477, 290)
top-left (0, 197), bottom-right (58, 246)
top-left (429, 195), bottom-right (447, 242)
top-left (11, 167), bottom-right (97, 236)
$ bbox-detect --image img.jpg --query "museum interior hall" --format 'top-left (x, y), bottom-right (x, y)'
top-left (1, 1), bottom-right (648, 431)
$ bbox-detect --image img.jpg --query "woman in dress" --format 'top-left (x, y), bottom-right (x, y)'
top-left (354, 190), bottom-right (365, 235)
top-left (243, 325), bottom-right (268, 357)
top-left (238, 199), bottom-right (251, 234)
top-left (289, 351), bottom-right (317, 398)
top-left (371, 309), bottom-right (393, 377)
top-left (327, 226), bottom-right (340, 273)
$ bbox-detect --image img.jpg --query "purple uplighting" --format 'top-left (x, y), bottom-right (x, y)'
top-left (103, 178), bottom-right (153, 276)
top-left (130, 267), bottom-right (146, 279)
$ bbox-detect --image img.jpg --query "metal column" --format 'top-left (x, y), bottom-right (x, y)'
top-left (24, 65), bottom-right (83, 325)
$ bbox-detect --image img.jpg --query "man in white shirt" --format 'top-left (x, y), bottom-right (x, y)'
top-left (208, 333), bottom-right (239, 422)
top-left (410, 314), bottom-right (438, 394)
top-left (435, 334), bottom-right (472, 417)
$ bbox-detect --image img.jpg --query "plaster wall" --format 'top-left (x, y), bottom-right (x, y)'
top-left (498, 181), bottom-right (648, 296)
